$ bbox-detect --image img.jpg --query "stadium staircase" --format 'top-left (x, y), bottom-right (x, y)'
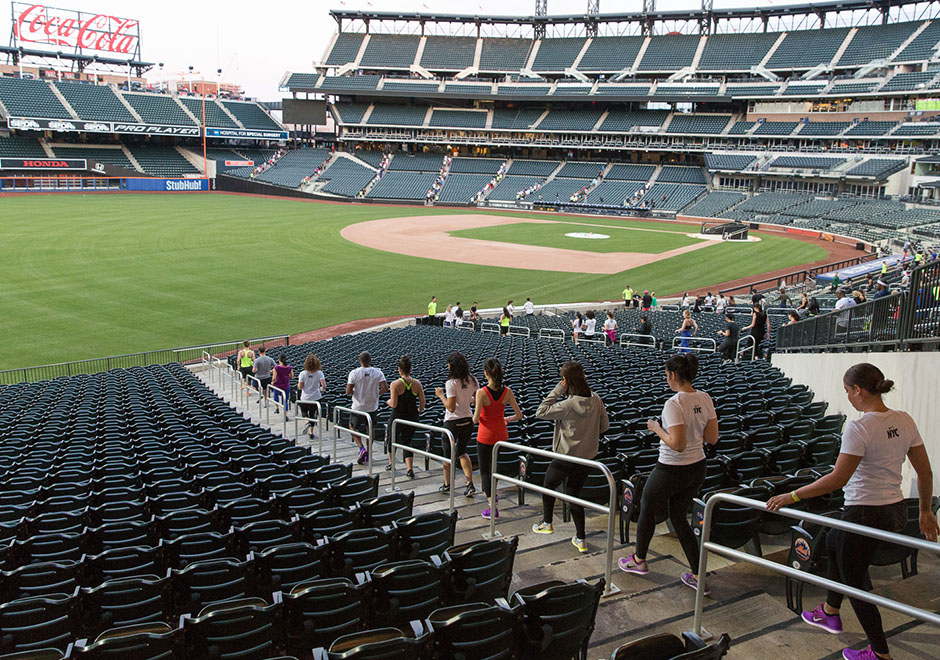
top-left (39, 138), bottom-right (55, 158)
top-left (474, 158), bottom-right (512, 202)
top-left (121, 145), bottom-right (144, 172)
top-left (217, 102), bottom-right (245, 129)
top-left (46, 84), bottom-right (79, 120)
top-left (176, 146), bottom-right (208, 174)
top-left (890, 20), bottom-right (932, 61)
top-left (115, 89), bottom-right (144, 122)
top-left (528, 108), bottom-right (552, 131)
top-left (829, 28), bottom-right (857, 68)
top-left (359, 152), bottom-right (393, 197)
top-left (175, 97), bottom-right (201, 126)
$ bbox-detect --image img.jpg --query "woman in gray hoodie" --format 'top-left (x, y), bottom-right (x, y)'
top-left (532, 361), bottom-right (609, 553)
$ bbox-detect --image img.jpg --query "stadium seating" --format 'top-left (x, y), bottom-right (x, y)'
top-left (221, 100), bottom-right (283, 131)
top-left (766, 27), bottom-right (850, 69)
top-left (598, 110), bottom-right (668, 132)
top-left (728, 121), bottom-right (755, 134)
top-left (50, 146), bottom-right (136, 171)
top-left (893, 123), bottom-right (940, 136)
top-left (844, 121), bottom-right (897, 136)
top-left (367, 171), bottom-right (437, 199)
top-left (704, 153), bottom-right (756, 170)
top-left (54, 82), bottom-right (136, 123)
top-left (578, 37), bottom-right (644, 71)
top-left (654, 85), bottom-right (720, 97)
top-left (782, 83), bottom-right (827, 96)
top-left (491, 108), bottom-right (544, 130)
top-left (285, 73), bottom-right (319, 88)
top-left (0, 134), bottom-right (48, 158)
top-left (880, 70), bottom-right (939, 92)
top-left (420, 36), bottom-right (477, 70)
top-left (449, 157), bottom-right (504, 174)
top-left (595, 84), bottom-right (652, 96)
top-left (321, 75), bottom-right (381, 92)
top-left (122, 93), bottom-right (196, 126)
top-left (366, 104), bottom-right (428, 126)
top-left (682, 191), bottom-right (745, 217)
top-left (257, 148), bottom-right (329, 188)
top-left (324, 33), bottom-right (365, 65)
top-left (359, 34), bottom-right (420, 68)
top-left (838, 21), bottom-right (922, 65)
top-left (533, 38), bottom-right (586, 72)
top-left (496, 84), bottom-right (551, 96)
top-left (657, 166), bottom-right (707, 184)
top-left (754, 121), bottom-right (799, 135)
top-left (382, 80), bottom-right (440, 95)
top-left (896, 20), bottom-right (940, 61)
top-left (479, 39), bottom-right (533, 71)
top-left (844, 158), bottom-right (907, 178)
top-left (506, 159), bottom-right (560, 176)
top-left (798, 121), bottom-right (850, 136)
top-left (586, 180), bottom-right (645, 205)
top-left (768, 156), bottom-right (845, 169)
top-left (532, 177), bottom-right (593, 202)
top-left (387, 152), bottom-right (443, 172)
top-left (178, 97), bottom-right (237, 128)
top-left (332, 103), bottom-right (370, 124)
top-left (555, 161), bottom-right (606, 178)
top-left (443, 82), bottom-right (492, 95)
top-left (553, 83), bottom-right (593, 96)
top-left (828, 81), bottom-right (876, 95)
top-left (699, 33), bottom-right (780, 70)
top-left (436, 174), bottom-right (493, 203)
top-left (429, 109), bottom-right (487, 129)
top-left (126, 145), bottom-right (200, 177)
top-left (644, 183), bottom-right (706, 211)
top-left (606, 164), bottom-right (656, 181)
top-left (726, 84), bottom-right (780, 96)
top-left (665, 115), bottom-right (730, 134)
top-left (485, 175), bottom-right (543, 201)
top-left (638, 34), bottom-right (700, 70)
top-left (0, 77), bottom-right (71, 119)
top-left (537, 109), bottom-right (603, 132)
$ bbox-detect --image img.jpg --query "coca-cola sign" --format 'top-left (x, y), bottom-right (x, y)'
top-left (12, 3), bottom-right (140, 57)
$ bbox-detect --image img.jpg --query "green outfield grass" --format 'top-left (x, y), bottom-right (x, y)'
top-left (0, 194), bottom-right (826, 369)
top-left (450, 220), bottom-right (701, 253)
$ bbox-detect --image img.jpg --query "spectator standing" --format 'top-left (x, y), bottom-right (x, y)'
top-left (473, 358), bottom-right (523, 520)
top-left (532, 361), bottom-right (609, 553)
top-left (469, 302), bottom-right (481, 322)
top-left (715, 294), bottom-right (727, 315)
top-left (237, 340), bottom-right (254, 388)
top-left (742, 303), bottom-right (769, 359)
top-left (506, 300), bottom-right (515, 316)
top-left (777, 288), bottom-right (791, 307)
top-left (623, 285), bottom-right (634, 309)
top-left (345, 351), bottom-right (388, 465)
top-left (435, 352), bottom-right (479, 496)
top-left (808, 297), bottom-right (821, 317)
top-left (642, 290), bottom-right (653, 311)
top-left (717, 313), bottom-right (739, 361)
top-left (834, 289), bottom-right (857, 337)
top-left (524, 297), bottom-right (535, 315)
top-left (444, 304), bottom-right (457, 328)
top-left (830, 273), bottom-right (842, 292)
top-left (252, 347), bottom-right (276, 407)
top-left (271, 354), bottom-right (293, 417)
top-left (499, 307), bottom-right (511, 336)
top-left (298, 354), bottom-right (326, 439)
top-left (676, 310), bottom-right (698, 353)
top-left (767, 364), bottom-right (937, 660)
top-left (619, 354), bottom-right (718, 594)
top-left (454, 302), bottom-right (464, 322)
top-left (636, 315), bottom-right (654, 347)
top-left (572, 313), bottom-right (584, 344)
top-left (385, 355), bottom-right (425, 479)
top-left (603, 311), bottom-right (618, 345)
top-left (427, 296), bottom-right (438, 322)
top-left (583, 311), bottom-right (597, 339)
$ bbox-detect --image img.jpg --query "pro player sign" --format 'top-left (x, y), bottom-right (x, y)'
top-left (11, 3), bottom-right (141, 59)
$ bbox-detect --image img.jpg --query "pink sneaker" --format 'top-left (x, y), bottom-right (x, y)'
top-left (481, 508), bottom-right (498, 520)
top-left (841, 647), bottom-right (879, 660)
top-left (801, 603), bottom-right (843, 634)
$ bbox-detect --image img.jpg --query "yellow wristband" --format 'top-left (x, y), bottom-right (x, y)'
top-left (790, 490), bottom-right (800, 503)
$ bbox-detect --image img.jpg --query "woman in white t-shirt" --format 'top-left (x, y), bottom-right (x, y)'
top-left (297, 354), bottom-right (326, 439)
top-left (767, 363), bottom-right (937, 660)
top-left (603, 311), bottom-right (618, 345)
top-left (434, 351), bottom-right (479, 497)
top-left (444, 304), bottom-right (457, 328)
top-left (619, 353), bottom-right (718, 595)
top-left (571, 313), bottom-right (583, 344)
top-left (583, 310), bottom-right (597, 338)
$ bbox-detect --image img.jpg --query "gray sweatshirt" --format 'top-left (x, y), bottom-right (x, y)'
top-left (535, 382), bottom-right (609, 459)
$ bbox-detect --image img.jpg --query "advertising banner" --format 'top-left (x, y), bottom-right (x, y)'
top-left (7, 117), bottom-right (200, 136)
top-left (0, 158), bottom-right (87, 169)
top-left (205, 127), bottom-right (289, 140)
top-left (12, 2), bottom-right (140, 58)
top-left (124, 178), bottom-right (209, 192)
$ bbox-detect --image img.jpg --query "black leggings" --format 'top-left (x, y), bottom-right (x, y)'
top-left (635, 460), bottom-right (706, 571)
top-left (478, 442), bottom-right (495, 498)
top-left (542, 460), bottom-right (591, 539)
top-left (826, 501), bottom-right (907, 656)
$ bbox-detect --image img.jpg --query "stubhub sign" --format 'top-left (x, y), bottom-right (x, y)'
top-left (125, 178), bottom-right (210, 192)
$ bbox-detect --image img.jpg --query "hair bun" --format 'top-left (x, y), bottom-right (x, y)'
top-left (877, 379), bottom-right (895, 394)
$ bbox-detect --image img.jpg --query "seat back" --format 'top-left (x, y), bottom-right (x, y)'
top-left (319, 627), bottom-right (427, 660)
top-left (183, 598), bottom-right (283, 660)
top-left (310, 464), bottom-right (354, 489)
top-left (328, 528), bottom-right (398, 578)
top-left (79, 576), bottom-right (171, 638)
top-left (275, 487), bottom-right (330, 519)
top-left (358, 493), bottom-right (415, 528)
top-left (609, 632), bottom-right (685, 660)
top-left (233, 519), bottom-right (301, 555)
top-left (330, 476), bottom-right (380, 509)
top-left (255, 541), bottom-right (329, 593)
top-left (395, 511), bottom-right (457, 561)
top-left (282, 578), bottom-right (368, 654)
top-left (70, 622), bottom-right (181, 659)
top-left (170, 557), bottom-right (256, 615)
top-left (0, 593), bottom-right (76, 654)
top-left (512, 579), bottom-right (604, 660)
top-left (368, 560), bottom-right (448, 630)
top-left (443, 537), bottom-right (518, 604)
top-left (300, 507), bottom-right (359, 542)
top-left (161, 531), bottom-right (235, 570)
top-left (426, 601), bottom-right (519, 660)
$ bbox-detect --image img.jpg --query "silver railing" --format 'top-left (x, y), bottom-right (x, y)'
top-left (246, 375), bottom-right (263, 416)
top-left (508, 325), bottom-right (531, 338)
top-left (579, 334), bottom-right (606, 346)
top-left (672, 336), bottom-right (717, 354)
top-left (620, 333), bottom-right (656, 349)
top-left (456, 320), bottom-right (475, 331)
top-left (333, 406), bottom-right (374, 476)
top-left (735, 335), bottom-right (755, 363)
top-left (486, 441), bottom-right (621, 598)
top-left (481, 322), bottom-right (501, 334)
top-left (538, 328), bottom-right (566, 341)
top-left (387, 419), bottom-right (456, 512)
top-left (293, 400), bottom-right (325, 455)
top-left (267, 384), bottom-right (289, 437)
top-left (692, 493), bottom-right (940, 639)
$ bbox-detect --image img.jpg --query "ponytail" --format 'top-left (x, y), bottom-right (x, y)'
top-left (665, 353), bottom-right (699, 383)
top-left (484, 357), bottom-right (503, 390)
top-left (844, 363), bottom-right (894, 395)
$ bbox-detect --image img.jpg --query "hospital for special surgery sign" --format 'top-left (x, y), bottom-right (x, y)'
top-left (12, 3), bottom-right (140, 57)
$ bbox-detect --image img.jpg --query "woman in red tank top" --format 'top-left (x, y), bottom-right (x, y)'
top-left (473, 358), bottom-right (523, 520)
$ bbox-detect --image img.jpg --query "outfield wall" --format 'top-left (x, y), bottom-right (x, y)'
top-left (772, 352), bottom-right (940, 497)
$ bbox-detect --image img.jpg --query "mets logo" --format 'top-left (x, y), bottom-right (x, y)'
top-left (623, 490), bottom-right (634, 506)
top-left (794, 537), bottom-right (811, 562)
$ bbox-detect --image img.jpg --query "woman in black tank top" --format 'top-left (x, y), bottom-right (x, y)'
top-left (386, 355), bottom-right (425, 478)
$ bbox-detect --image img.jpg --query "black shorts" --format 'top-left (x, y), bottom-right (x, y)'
top-left (239, 366), bottom-right (252, 379)
top-left (259, 377), bottom-right (272, 391)
top-left (443, 418), bottom-right (473, 457)
top-left (298, 401), bottom-right (320, 420)
top-left (500, 325), bottom-right (509, 336)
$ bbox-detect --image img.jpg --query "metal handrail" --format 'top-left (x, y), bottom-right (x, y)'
top-left (246, 375), bottom-right (263, 416)
top-left (293, 399), bottom-right (325, 455)
top-left (333, 406), bottom-right (374, 476)
top-left (692, 493), bottom-right (940, 638)
top-left (579, 334), bottom-right (606, 346)
top-left (481, 322), bottom-right (501, 334)
top-left (487, 441), bottom-right (621, 598)
top-left (387, 419), bottom-right (456, 512)
top-left (735, 335), bottom-right (755, 363)
top-left (456, 320), bottom-right (475, 331)
top-left (620, 333), bottom-right (656, 349)
top-left (672, 336), bottom-right (716, 354)
top-left (267, 384), bottom-right (289, 437)
top-left (507, 325), bottom-right (531, 338)
top-left (539, 328), bottom-right (566, 341)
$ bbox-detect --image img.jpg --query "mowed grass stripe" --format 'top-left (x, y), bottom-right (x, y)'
top-left (449, 221), bottom-right (702, 254)
top-left (0, 194), bottom-right (826, 368)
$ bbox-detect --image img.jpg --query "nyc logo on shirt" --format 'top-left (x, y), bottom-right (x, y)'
top-left (886, 426), bottom-right (899, 439)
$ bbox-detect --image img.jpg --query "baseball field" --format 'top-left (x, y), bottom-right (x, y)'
top-left (1, 192), bottom-right (828, 369)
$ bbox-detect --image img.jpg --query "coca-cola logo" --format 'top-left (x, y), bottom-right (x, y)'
top-left (13, 3), bottom-right (139, 56)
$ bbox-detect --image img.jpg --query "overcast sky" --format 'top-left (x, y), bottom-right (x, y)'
top-left (3, 0), bottom-right (830, 99)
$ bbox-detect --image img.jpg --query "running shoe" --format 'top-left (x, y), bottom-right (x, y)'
top-left (571, 536), bottom-right (587, 553)
top-left (357, 447), bottom-right (368, 465)
top-left (406, 469), bottom-right (415, 479)
top-left (481, 508), bottom-right (498, 520)
top-left (438, 483), bottom-right (450, 494)
top-left (384, 464), bottom-right (392, 472)
top-left (802, 604), bottom-right (843, 634)
top-left (841, 647), bottom-right (878, 660)
top-left (532, 521), bottom-right (554, 534)
top-left (618, 554), bottom-right (649, 575)
top-left (464, 483), bottom-right (476, 497)
top-left (680, 572), bottom-right (711, 596)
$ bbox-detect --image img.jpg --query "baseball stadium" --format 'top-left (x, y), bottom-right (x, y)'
top-left (0, 0), bottom-right (939, 658)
